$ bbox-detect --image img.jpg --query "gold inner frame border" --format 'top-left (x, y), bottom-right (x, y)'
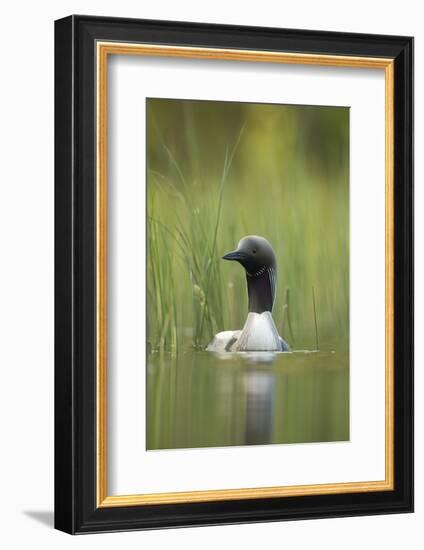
top-left (96, 42), bottom-right (394, 508)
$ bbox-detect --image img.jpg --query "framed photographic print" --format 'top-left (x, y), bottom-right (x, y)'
top-left (54, 15), bottom-right (413, 534)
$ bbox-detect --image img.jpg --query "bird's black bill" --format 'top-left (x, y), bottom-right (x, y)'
top-left (222, 250), bottom-right (246, 261)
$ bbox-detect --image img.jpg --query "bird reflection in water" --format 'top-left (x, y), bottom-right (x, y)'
top-left (216, 351), bottom-right (278, 446)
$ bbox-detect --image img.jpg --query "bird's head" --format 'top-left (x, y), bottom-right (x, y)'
top-left (222, 235), bottom-right (276, 275)
top-left (223, 236), bottom-right (277, 313)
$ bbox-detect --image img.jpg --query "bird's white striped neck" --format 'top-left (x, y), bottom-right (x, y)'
top-left (246, 265), bottom-right (267, 278)
top-left (246, 265), bottom-right (276, 314)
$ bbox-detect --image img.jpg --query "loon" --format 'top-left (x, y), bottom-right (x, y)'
top-left (206, 236), bottom-right (290, 352)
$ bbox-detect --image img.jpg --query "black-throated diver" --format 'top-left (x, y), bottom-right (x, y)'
top-left (206, 236), bottom-right (290, 352)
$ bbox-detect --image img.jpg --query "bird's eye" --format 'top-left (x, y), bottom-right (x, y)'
top-left (252, 249), bottom-right (257, 254)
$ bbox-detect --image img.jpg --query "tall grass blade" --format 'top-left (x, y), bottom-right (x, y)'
top-left (312, 286), bottom-right (319, 351)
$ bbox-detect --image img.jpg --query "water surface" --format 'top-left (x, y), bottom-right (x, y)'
top-left (147, 350), bottom-right (349, 450)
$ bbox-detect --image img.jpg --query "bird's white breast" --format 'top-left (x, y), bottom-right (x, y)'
top-left (206, 312), bottom-right (286, 353)
top-left (235, 312), bottom-right (281, 351)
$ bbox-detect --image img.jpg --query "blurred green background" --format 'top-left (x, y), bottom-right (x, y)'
top-left (147, 98), bottom-right (349, 353)
top-left (146, 98), bottom-right (349, 450)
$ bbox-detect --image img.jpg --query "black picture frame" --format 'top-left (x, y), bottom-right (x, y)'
top-left (55, 14), bottom-right (413, 534)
